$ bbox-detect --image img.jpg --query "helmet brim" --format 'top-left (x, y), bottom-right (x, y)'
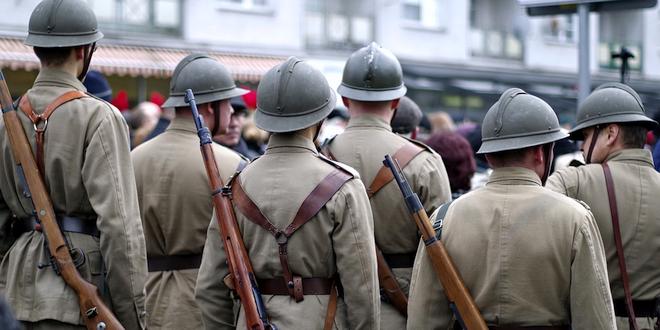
top-left (24, 31), bottom-right (103, 48)
top-left (568, 113), bottom-right (658, 140)
top-left (477, 130), bottom-right (569, 154)
top-left (254, 89), bottom-right (336, 133)
top-left (162, 87), bottom-right (249, 109)
top-left (337, 83), bottom-right (406, 102)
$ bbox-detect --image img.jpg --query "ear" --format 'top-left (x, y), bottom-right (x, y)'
top-left (74, 46), bottom-right (85, 60)
top-left (391, 99), bottom-right (400, 110)
top-left (341, 96), bottom-right (349, 108)
top-left (532, 145), bottom-right (545, 164)
top-left (605, 124), bottom-right (620, 146)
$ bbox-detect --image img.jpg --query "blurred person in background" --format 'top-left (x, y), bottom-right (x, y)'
top-left (143, 91), bottom-right (174, 143)
top-left (82, 70), bottom-right (112, 102)
top-left (214, 96), bottom-right (261, 160)
top-left (425, 132), bottom-right (476, 198)
top-left (391, 96), bottom-right (422, 139)
top-left (317, 106), bottom-right (350, 145)
top-left (0, 296), bottom-right (20, 330)
top-left (463, 124), bottom-right (492, 189)
top-left (131, 101), bottom-right (162, 148)
top-left (428, 111), bottom-right (456, 133)
top-left (652, 109), bottom-right (660, 171)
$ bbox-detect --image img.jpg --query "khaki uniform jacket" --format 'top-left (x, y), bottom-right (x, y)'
top-left (407, 167), bottom-right (616, 329)
top-left (0, 68), bottom-right (147, 328)
top-left (195, 133), bottom-right (380, 330)
top-left (324, 115), bottom-right (451, 328)
top-left (131, 117), bottom-right (244, 329)
top-left (547, 149), bottom-right (660, 302)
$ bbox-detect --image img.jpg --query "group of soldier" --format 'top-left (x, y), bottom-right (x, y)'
top-left (0, 0), bottom-right (658, 329)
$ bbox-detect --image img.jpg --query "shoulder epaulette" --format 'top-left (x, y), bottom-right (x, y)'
top-left (317, 153), bottom-right (357, 178)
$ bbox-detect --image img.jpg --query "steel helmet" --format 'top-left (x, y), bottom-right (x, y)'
top-left (255, 57), bottom-right (336, 133)
top-left (162, 54), bottom-right (248, 108)
top-left (478, 88), bottom-right (568, 154)
top-left (25, 0), bottom-right (103, 47)
top-left (569, 82), bottom-right (657, 140)
top-left (338, 42), bottom-right (407, 102)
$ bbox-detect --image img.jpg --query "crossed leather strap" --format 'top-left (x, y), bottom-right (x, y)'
top-left (229, 163), bottom-right (352, 329)
top-left (18, 91), bottom-right (87, 177)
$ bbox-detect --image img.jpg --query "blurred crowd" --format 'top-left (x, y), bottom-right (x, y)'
top-left (85, 69), bottom-right (660, 197)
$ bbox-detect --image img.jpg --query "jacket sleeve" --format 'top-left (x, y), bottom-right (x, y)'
top-left (546, 168), bottom-right (577, 197)
top-left (407, 239), bottom-right (453, 329)
top-left (569, 212), bottom-right (616, 329)
top-left (195, 212), bottom-right (235, 330)
top-left (81, 108), bottom-right (147, 329)
top-left (332, 179), bottom-right (380, 330)
top-left (414, 152), bottom-right (451, 215)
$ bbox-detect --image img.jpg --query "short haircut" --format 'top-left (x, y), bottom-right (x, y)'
top-left (619, 123), bottom-right (647, 148)
top-left (33, 47), bottom-right (74, 67)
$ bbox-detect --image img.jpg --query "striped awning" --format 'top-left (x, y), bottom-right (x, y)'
top-left (0, 36), bottom-right (285, 82)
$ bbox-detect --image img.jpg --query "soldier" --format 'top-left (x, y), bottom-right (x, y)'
top-left (407, 88), bottom-right (616, 329)
top-left (0, 0), bottom-right (147, 329)
top-left (390, 96), bottom-right (423, 139)
top-left (131, 54), bottom-right (248, 329)
top-left (321, 42), bottom-right (451, 329)
top-left (546, 83), bottom-right (660, 329)
top-left (195, 57), bottom-right (379, 329)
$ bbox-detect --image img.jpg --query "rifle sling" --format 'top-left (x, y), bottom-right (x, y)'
top-left (231, 168), bottom-right (352, 303)
top-left (19, 91), bottom-right (87, 178)
top-left (368, 143), bottom-right (423, 198)
top-left (602, 162), bottom-right (638, 330)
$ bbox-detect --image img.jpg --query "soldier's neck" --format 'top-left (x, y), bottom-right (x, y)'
top-left (348, 107), bottom-right (393, 123)
top-left (42, 60), bottom-right (81, 79)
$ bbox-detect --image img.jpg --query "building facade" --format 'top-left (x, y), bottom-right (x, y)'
top-left (1, 0), bottom-right (659, 121)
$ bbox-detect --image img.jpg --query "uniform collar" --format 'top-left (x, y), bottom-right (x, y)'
top-left (486, 167), bottom-right (542, 187)
top-left (346, 114), bottom-right (392, 131)
top-left (33, 67), bottom-right (86, 92)
top-left (604, 148), bottom-right (654, 167)
top-left (266, 133), bottom-right (318, 155)
top-left (167, 116), bottom-right (198, 134)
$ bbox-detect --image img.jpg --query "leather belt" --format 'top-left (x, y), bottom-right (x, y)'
top-left (257, 277), bottom-right (338, 296)
top-left (14, 215), bottom-right (99, 237)
top-left (614, 298), bottom-right (659, 318)
top-left (147, 254), bottom-right (203, 272)
top-left (383, 252), bottom-right (416, 269)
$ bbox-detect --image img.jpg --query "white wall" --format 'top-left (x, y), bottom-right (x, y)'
top-left (642, 6), bottom-right (660, 79)
top-left (0, 0), bottom-right (40, 34)
top-left (376, 0), bottom-right (469, 63)
top-left (183, 0), bottom-right (303, 53)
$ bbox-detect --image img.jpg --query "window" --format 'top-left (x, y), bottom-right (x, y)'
top-left (543, 15), bottom-right (576, 43)
top-left (87, 0), bottom-right (182, 35)
top-left (402, 0), bottom-right (442, 29)
top-left (216, 0), bottom-right (271, 12)
top-left (305, 0), bottom-right (374, 52)
top-left (469, 0), bottom-right (525, 60)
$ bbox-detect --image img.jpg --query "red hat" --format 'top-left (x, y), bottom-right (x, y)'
top-left (111, 90), bottom-right (129, 112)
top-left (150, 91), bottom-right (165, 107)
top-left (240, 87), bottom-right (257, 109)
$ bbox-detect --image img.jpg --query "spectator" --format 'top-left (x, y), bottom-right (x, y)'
top-left (83, 70), bottom-right (112, 102)
top-left (425, 131), bottom-right (476, 198)
top-left (391, 96), bottom-right (422, 139)
top-left (130, 102), bottom-right (162, 148)
top-left (318, 106), bottom-right (350, 145)
top-left (214, 97), bottom-right (261, 160)
top-left (428, 111), bottom-right (456, 133)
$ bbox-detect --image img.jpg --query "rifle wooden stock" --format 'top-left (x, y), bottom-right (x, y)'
top-left (375, 248), bottom-right (408, 316)
top-left (0, 71), bottom-right (123, 330)
top-left (383, 155), bottom-right (486, 330)
top-left (185, 89), bottom-right (274, 330)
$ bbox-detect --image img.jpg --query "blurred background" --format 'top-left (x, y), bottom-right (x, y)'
top-left (0, 0), bottom-right (658, 124)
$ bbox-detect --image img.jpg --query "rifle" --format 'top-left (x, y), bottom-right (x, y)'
top-left (0, 70), bottom-right (122, 330)
top-left (375, 247), bottom-right (408, 316)
top-left (185, 89), bottom-right (276, 330)
top-left (383, 155), bottom-right (487, 330)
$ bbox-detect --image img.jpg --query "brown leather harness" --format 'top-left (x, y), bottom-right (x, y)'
top-left (18, 91), bottom-right (87, 177)
top-left (602, 162), bottom-right (639, 330)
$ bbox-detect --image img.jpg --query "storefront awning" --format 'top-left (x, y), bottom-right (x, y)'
top-left (0, 36), bottom-right (285, 82)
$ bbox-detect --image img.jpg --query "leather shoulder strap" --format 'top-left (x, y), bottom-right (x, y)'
top-left (285, 169), bottom-right (352, 236)
top-left (602, 162), bottom-right (638, 330)
top-left (230, 175), bottom-right (279, 236)
top-left (18, 90), bottom-right (87, 177)
top-left (367, 142), bottom-right (424, 198)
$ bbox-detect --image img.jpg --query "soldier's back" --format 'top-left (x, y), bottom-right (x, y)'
top-left (131, 116), bottom-right (243, 329)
